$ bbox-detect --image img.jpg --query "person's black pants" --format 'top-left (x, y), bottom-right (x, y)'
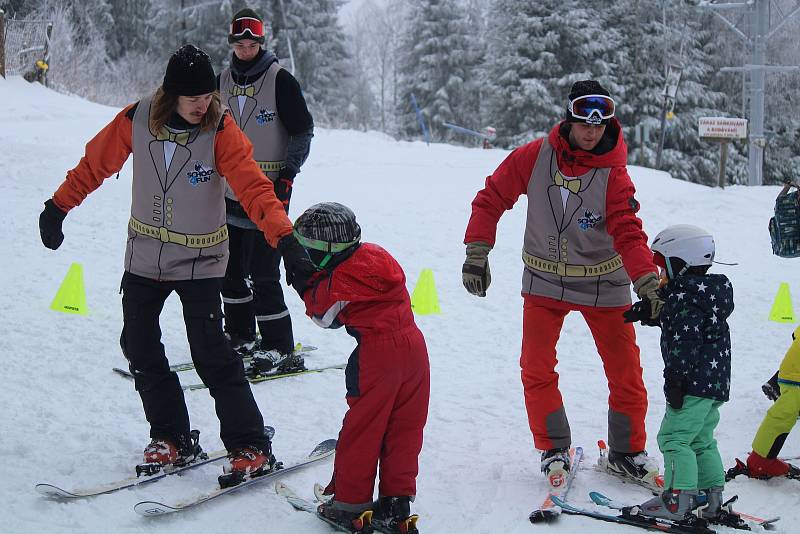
top-left (119, 271), bottom-right (269, 451)
top-left (222, 224), bottom-right (294, 354)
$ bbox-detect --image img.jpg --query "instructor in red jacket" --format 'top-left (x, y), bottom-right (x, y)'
top-left (463, 80), bottom-right (663, 489)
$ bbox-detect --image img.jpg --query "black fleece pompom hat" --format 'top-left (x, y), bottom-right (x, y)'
top-left (162, 44), bottom-right (216, 96)
top-left (565, 80), bottom-right (612, 124)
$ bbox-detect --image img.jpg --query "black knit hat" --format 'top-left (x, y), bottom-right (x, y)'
top-left (294, 203), bottom-right (361, 251)
top-left (229, 8), bottom-right (266, 44)
top-left (162, 44), bottom-right (216, 96)
top-left (565, 80), bottom-right (613, 124)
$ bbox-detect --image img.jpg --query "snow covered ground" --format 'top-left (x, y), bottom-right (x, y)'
top-left (2, 75), bottom-right (798, 533)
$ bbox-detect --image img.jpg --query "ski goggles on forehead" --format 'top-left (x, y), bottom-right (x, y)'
top-left (568, 94), bottom-right (616, 124)
top-left (230, 17), bottom-right (265, 39)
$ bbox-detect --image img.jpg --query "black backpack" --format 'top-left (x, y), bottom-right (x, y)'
top-left (769, 183), bottom-right (800, 258)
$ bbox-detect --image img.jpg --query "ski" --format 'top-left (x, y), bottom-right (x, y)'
top-left (529, 446), bottom-right (584, 523)
top-left (183, 363), bottom-right (347, 391)
top-left (589, 491), bottom-right (780, 531)
top-left (36, 427), bottom-right (273, 499)
top-left (113, 363), bottom-right (346, 391)
top-left (134, 438), bottom-right (336, 515)
top-left (278, 482), bottom-right (413, 533)
top-left (726, 457), bottom-right (800, 482)
top-left (168, 343), bottom-right (318, 373)
top-left (36, 449), bottom-right (228, 499)
top-left (111, 343), bottom-right (318, 377)
top-left (549, 494), bottom-right (716, 534)
top-left (596, 439), bottom-right (665, 493)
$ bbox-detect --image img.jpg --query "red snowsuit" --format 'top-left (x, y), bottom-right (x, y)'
top-left (465, 120), bottom-right (657, 454)
top-left (303, 243), bottom-right (430, 510)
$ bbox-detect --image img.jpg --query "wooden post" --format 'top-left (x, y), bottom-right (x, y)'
top-left (718, 140), bottom-right (729, 188)
top-left (0, 10), bottom-right (6, 78)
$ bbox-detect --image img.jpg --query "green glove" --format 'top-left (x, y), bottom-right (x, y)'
top-left (633, 272), bottom-right (664, 322)
top-left (462, 242), bottom-right (492, 297)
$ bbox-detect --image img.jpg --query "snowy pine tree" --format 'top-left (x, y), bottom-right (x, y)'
top-left (396, 0), bottom-right (479, 142)
top-left (483, 0), bottom-right (624, 148)
top-left (266, 0), bottom-right (351, 128)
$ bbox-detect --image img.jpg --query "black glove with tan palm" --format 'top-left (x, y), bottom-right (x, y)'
top-left (633, 272), bottom-right (664, 323)
top-left (462, 242), bottom-right (491, 297)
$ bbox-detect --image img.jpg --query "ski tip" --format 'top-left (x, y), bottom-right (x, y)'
top-left (589, 491), bottom-right (610, 506)
top-left (310, 439), bottom-right (337, 458)
top-left (35, 484), bottom-right (77, 499)
top-left (134, 501), bottom-right (178, 516)
top-left (313, 482), bottom-right (333, 503)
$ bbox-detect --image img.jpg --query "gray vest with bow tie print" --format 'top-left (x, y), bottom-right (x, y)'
top-left (522, 139), bottom-right (631, 307)
top-left (219, 61), bottom-right (289, 201)
top-left (126, 94), bottom-right (228, 281)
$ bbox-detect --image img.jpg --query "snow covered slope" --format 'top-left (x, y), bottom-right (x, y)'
top-left (1, 75), bottom-right (797, 533)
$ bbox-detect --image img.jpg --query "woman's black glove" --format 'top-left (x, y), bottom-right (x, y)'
top-left (39, 199), bottom-right (67, 250)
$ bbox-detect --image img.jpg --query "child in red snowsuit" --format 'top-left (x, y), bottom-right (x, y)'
top-left (290, 202), bottom-right (429, 534)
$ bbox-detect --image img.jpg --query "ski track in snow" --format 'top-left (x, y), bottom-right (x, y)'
top-left (1, 76), bottom-right (798, 533)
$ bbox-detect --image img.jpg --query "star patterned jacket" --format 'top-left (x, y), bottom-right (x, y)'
top-left (659, 273), bottom-right (734, 402)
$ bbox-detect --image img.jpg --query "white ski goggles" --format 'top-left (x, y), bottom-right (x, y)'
top-left (568, 94), bottom-right (616, 125)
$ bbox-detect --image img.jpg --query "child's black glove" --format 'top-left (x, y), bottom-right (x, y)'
top-left (623, 298), bottom-right (661, 327)
top-left (277, 234), bottom-right (316, 296)
top-left (664, 371), bottom-right (686, 409)
top-left (762, 371), bottom-right (781, 401)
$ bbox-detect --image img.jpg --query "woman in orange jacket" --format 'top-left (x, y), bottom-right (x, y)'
top-left (37, 44), bottom-right (315, 483)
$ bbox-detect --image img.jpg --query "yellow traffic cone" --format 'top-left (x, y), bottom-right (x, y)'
top-left (410, 268), bottom-right (440, 315)
top-left (50, 262), bottom-right (88, 315)
top-left (769, 282), bottom-right (795, 323)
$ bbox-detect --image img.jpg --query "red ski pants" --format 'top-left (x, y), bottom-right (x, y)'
top-left (327, 326), bottom-right (430, 510)
top-left (520, 300), bottom-right (648, 453)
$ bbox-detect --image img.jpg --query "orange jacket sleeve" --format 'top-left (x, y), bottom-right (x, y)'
top-left (605, 167), bottom-right (657, 282)
top-left (463, 139), bottom-right (542, 246)
top-left (215, 114), bottom-right (293, 248)
top-left (52, 104), bottom-right (135, 212)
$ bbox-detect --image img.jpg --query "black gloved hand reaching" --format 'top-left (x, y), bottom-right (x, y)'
top-left (664, 371), bottom-right (686, 410)
top-left (762, 371), bottom-right (781, 402)
top-left (277, 233), bottom-right (317, 296)
top-left (39, 199), bottom-right (67, 250)
top-left (623, 298), bottom-right (661, 327)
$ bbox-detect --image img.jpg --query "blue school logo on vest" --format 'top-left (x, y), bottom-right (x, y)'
top-left (256, 108), bottom-right (276, 125)
top-left (577, 209), bottom-right (603, 230)
top-left (187, 161), bottom-right (214, 186)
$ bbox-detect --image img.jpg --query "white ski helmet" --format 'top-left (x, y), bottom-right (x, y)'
top-left (651, 224), bottom-right (715, 277)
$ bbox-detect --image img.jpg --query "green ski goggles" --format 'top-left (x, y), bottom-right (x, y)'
top-left (294, 230), bottom-right (359, 268)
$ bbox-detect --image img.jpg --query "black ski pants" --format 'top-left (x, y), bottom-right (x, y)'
top-left (119, 271), bottom-right (268, 452)
top-left (221, 224), bottom-right (294, 354)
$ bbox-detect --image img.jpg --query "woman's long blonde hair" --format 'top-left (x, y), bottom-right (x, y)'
top-left (148, 86), bottom-right (223, 134)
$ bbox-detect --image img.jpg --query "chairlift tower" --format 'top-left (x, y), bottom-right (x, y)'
top-left (699, 0), bottom-right (800, 186)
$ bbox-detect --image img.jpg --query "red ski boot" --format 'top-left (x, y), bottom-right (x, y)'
top-left (746, 451), bottom-right (790, 478)
top-left (218, 445), bottom-right (279, 488)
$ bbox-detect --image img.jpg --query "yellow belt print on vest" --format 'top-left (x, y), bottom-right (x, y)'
top-left (129, 216), bottom-right (228, 248)
top-left (523, 251), bottom-right (623, 277)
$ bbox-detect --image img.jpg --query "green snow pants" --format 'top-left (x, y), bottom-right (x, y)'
top-left (752, 382), bottom-right (800, 458)
top-left (657, 395), bottom-right (725, 490)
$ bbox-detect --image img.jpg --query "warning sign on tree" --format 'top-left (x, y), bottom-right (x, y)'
top-left (698, 117), bottom-right (748, 139)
